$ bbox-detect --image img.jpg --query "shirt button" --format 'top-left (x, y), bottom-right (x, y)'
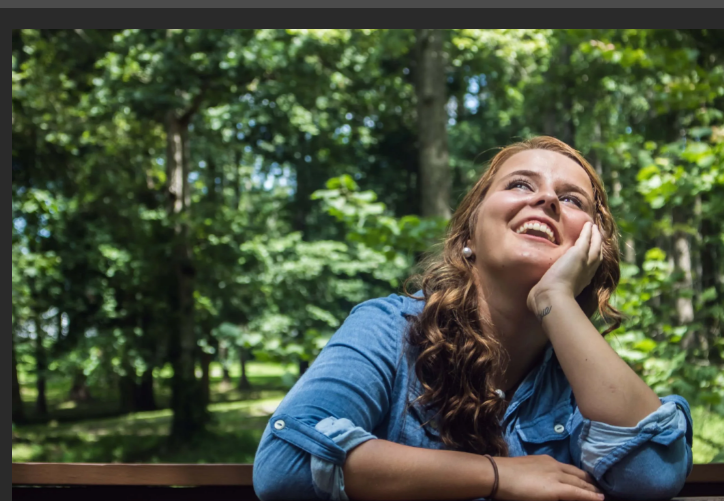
top-left (554, 424), bottom-right (565, 434)
top-left (274, 419), bottom-right (286, 430)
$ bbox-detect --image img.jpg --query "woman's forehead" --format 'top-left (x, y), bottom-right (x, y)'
top-left (495, 149), bottom-right (594, 196)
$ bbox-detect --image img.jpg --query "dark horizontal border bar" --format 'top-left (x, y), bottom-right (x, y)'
top-left (11, 486), bottom-right (260, 501)
top-left (10, 486), bottom-right (724, 501)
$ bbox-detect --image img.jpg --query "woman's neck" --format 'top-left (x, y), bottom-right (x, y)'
top-left (476, 273), bottom-right (549, 392)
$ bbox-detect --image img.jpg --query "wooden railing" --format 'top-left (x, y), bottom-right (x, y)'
top-left (12, 462), bottom-right (724, 500)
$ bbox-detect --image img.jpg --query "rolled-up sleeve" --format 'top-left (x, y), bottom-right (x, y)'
top-left (253, 297), bottom-right (405, 501)
top-left (573, 395), bottom-right (693, 500)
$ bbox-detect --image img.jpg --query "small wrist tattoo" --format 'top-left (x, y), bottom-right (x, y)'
top-left (537, 306), bottom-right (552, 322)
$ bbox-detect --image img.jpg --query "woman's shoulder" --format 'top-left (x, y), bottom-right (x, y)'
top-left (327, 292), bottom-right (425, 355)
top-left (348, 291), bottom-right (425, 320)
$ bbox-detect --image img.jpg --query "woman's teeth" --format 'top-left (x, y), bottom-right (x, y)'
top-left (515, 221), bottom-right (556, 244)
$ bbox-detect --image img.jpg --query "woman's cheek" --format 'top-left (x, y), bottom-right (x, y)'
top-left (565, 214), bottom-right (592, 242)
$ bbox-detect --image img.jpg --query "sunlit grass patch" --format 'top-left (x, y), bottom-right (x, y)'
top-left (691, 405), bottom-right (724, 463)
top-left (13, 361), bottom-right (290, 463)
top-left (12, 392), bottom-right (285, 463)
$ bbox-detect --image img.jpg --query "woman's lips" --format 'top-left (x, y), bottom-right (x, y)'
top-left (514, 230), bottom-right (558, 246)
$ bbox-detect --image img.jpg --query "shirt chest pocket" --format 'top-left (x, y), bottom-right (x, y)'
top-left (515, 404), bottom-right (573, 461)
top-left (399, 403), bottom-right (446, 450)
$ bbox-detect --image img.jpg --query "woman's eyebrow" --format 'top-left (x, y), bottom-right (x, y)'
top-left (501, 169), bottom-right (540, 181)
top-left (501, 169), bottom-right (594, 205)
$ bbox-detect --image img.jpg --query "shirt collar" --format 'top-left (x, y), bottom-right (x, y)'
top-left (399, 290), bottom-right (425, 317)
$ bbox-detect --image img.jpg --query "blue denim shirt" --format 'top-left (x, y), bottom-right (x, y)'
top-left (253, 294), bottom-right (693, 501)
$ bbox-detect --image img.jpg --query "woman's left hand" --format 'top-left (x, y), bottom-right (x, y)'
top-left (527, 221), bottom-right (602, 314)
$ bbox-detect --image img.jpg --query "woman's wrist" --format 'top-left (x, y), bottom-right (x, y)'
top-left (477, 453), bottom-right (500, 499)
top-left (527, 287), bottom-right (573, 320)
top-left (483, 455), bottom-right (500, 498)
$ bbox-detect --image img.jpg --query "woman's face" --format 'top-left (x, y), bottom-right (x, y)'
top-left (469, 149), bottom-right (597, 287)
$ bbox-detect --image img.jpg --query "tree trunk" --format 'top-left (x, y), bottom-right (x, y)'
top-left (541, 43), bottom-right (575, 148)
top-left (200, 351), bottom-right (212, 405)
top-left (219, 343), bottom-right (232, 385)
top-left (239, 348), bottom-right (251, 390)
top-left (623, 237), bottom-right (637, 266)
top-left (166, 110), bottom-right (206, 441)
top-left (298, 360), bottom-right (310, 378)
top-left (120, 366), bottom-right (156, 413)
top-left (699, 193), bottom-right (720, 360)
top-left (12, 334), bottom-right (26, 424)
top-left (234, 149), bottom-right (242, 211)
top-left (33, 316), bottom-right (48, 418)
top-left (558, 43), bottom-right (576, 148)
top-left (414, 29), bottom-right (451, 219)
top-left (134, 369), bottom-right (157, 411)
top-left (591, 121), bottom-right (604, 179)
top-left (560, 45), bottom-right (575, 147)
top-left (69, 370), bottom-right (92, 403)
top-left (118, 373), bottom-right (136, 414)
top-left (118, 351), bottom-right (137, 414)
top-left (293, 158), bottom-right (311, 233)
top-left (674, 232), bottom-right (695, 326)
top-left (208, 157), bottom-right (218, 201)
top-left (611, 169), bottom-right (636, 264)
top-left (672, 210), bottom-right (696, 349)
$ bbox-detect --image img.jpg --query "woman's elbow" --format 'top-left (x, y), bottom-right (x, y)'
top-left (253, 458), bottom-right (285, 501)
top-left (600, 438), bottom-right (690, 500)
top-left (253, 436), bottom-right (317, 501)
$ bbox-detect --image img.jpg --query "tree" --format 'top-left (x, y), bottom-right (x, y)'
top-left (414, 29), bottom-right (451, 219)
top-left (11, 30), bottom-right (723, 453)
top-left (12, 328), bottom-right (26, 424)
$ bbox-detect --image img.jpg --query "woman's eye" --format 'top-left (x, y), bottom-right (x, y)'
top-left (508, 180), bottom-right (531, 190)
top-left (561, 195), bottom-right (582, 207)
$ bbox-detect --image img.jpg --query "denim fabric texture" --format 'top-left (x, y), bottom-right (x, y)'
top-left (253, 293), bottom-right (693, 501)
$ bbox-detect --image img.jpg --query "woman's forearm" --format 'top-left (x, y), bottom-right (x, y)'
top-left (533, 291), bottom-right (661, 427)
top-left (343, 439), bottom-right (494, 501)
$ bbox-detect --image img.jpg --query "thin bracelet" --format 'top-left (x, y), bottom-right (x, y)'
top-left (483, 454), bottom-right (499, 499)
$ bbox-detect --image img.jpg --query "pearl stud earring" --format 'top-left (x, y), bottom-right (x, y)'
top-left (462, 247), bottom-right (473, 258)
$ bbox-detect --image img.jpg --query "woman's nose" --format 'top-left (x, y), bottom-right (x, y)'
top-left (533, 190), bottom-right (560, 215)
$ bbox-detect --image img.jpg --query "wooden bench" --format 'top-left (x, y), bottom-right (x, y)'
top-left (12, 462), bottom-right (724, 500)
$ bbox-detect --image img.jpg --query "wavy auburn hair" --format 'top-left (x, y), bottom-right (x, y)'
top-left (405, 136), bottom-right (623, 457)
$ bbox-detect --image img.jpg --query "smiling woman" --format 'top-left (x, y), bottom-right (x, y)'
top-left (252, 137), bottom-right (693, 501)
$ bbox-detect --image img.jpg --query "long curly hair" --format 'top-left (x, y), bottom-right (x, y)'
top-left (405, 136), bottom-right (623, 457)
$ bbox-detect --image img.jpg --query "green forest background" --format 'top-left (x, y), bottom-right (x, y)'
top-left (11, 29), bottom-right (724, 464)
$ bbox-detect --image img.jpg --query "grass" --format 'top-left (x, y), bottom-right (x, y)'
top-left (12, 394), bottom-right (286, 463)
top-left (692, 405), bottom-right (724, 463)
top-left (16, 361), bottom-right (298, 424)
top-left (12, 361), bottom-right (724, 464)
top-left (12, 361), bottom-right (295, 463)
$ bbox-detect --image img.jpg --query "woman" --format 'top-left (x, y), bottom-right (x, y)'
top-left (253, 137), bottom-right (693, 501)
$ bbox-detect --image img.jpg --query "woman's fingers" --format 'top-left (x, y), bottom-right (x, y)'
top-left (561, 473), bottom-right (602, 494)
top-left (588, 224), bottom-right (603, 265)
top-left (559, 463), bottom-right (595, 484)
top-left (559, 483), bottom-right (605, 501)
top-left (576, 222), bottom-right (593, 252)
